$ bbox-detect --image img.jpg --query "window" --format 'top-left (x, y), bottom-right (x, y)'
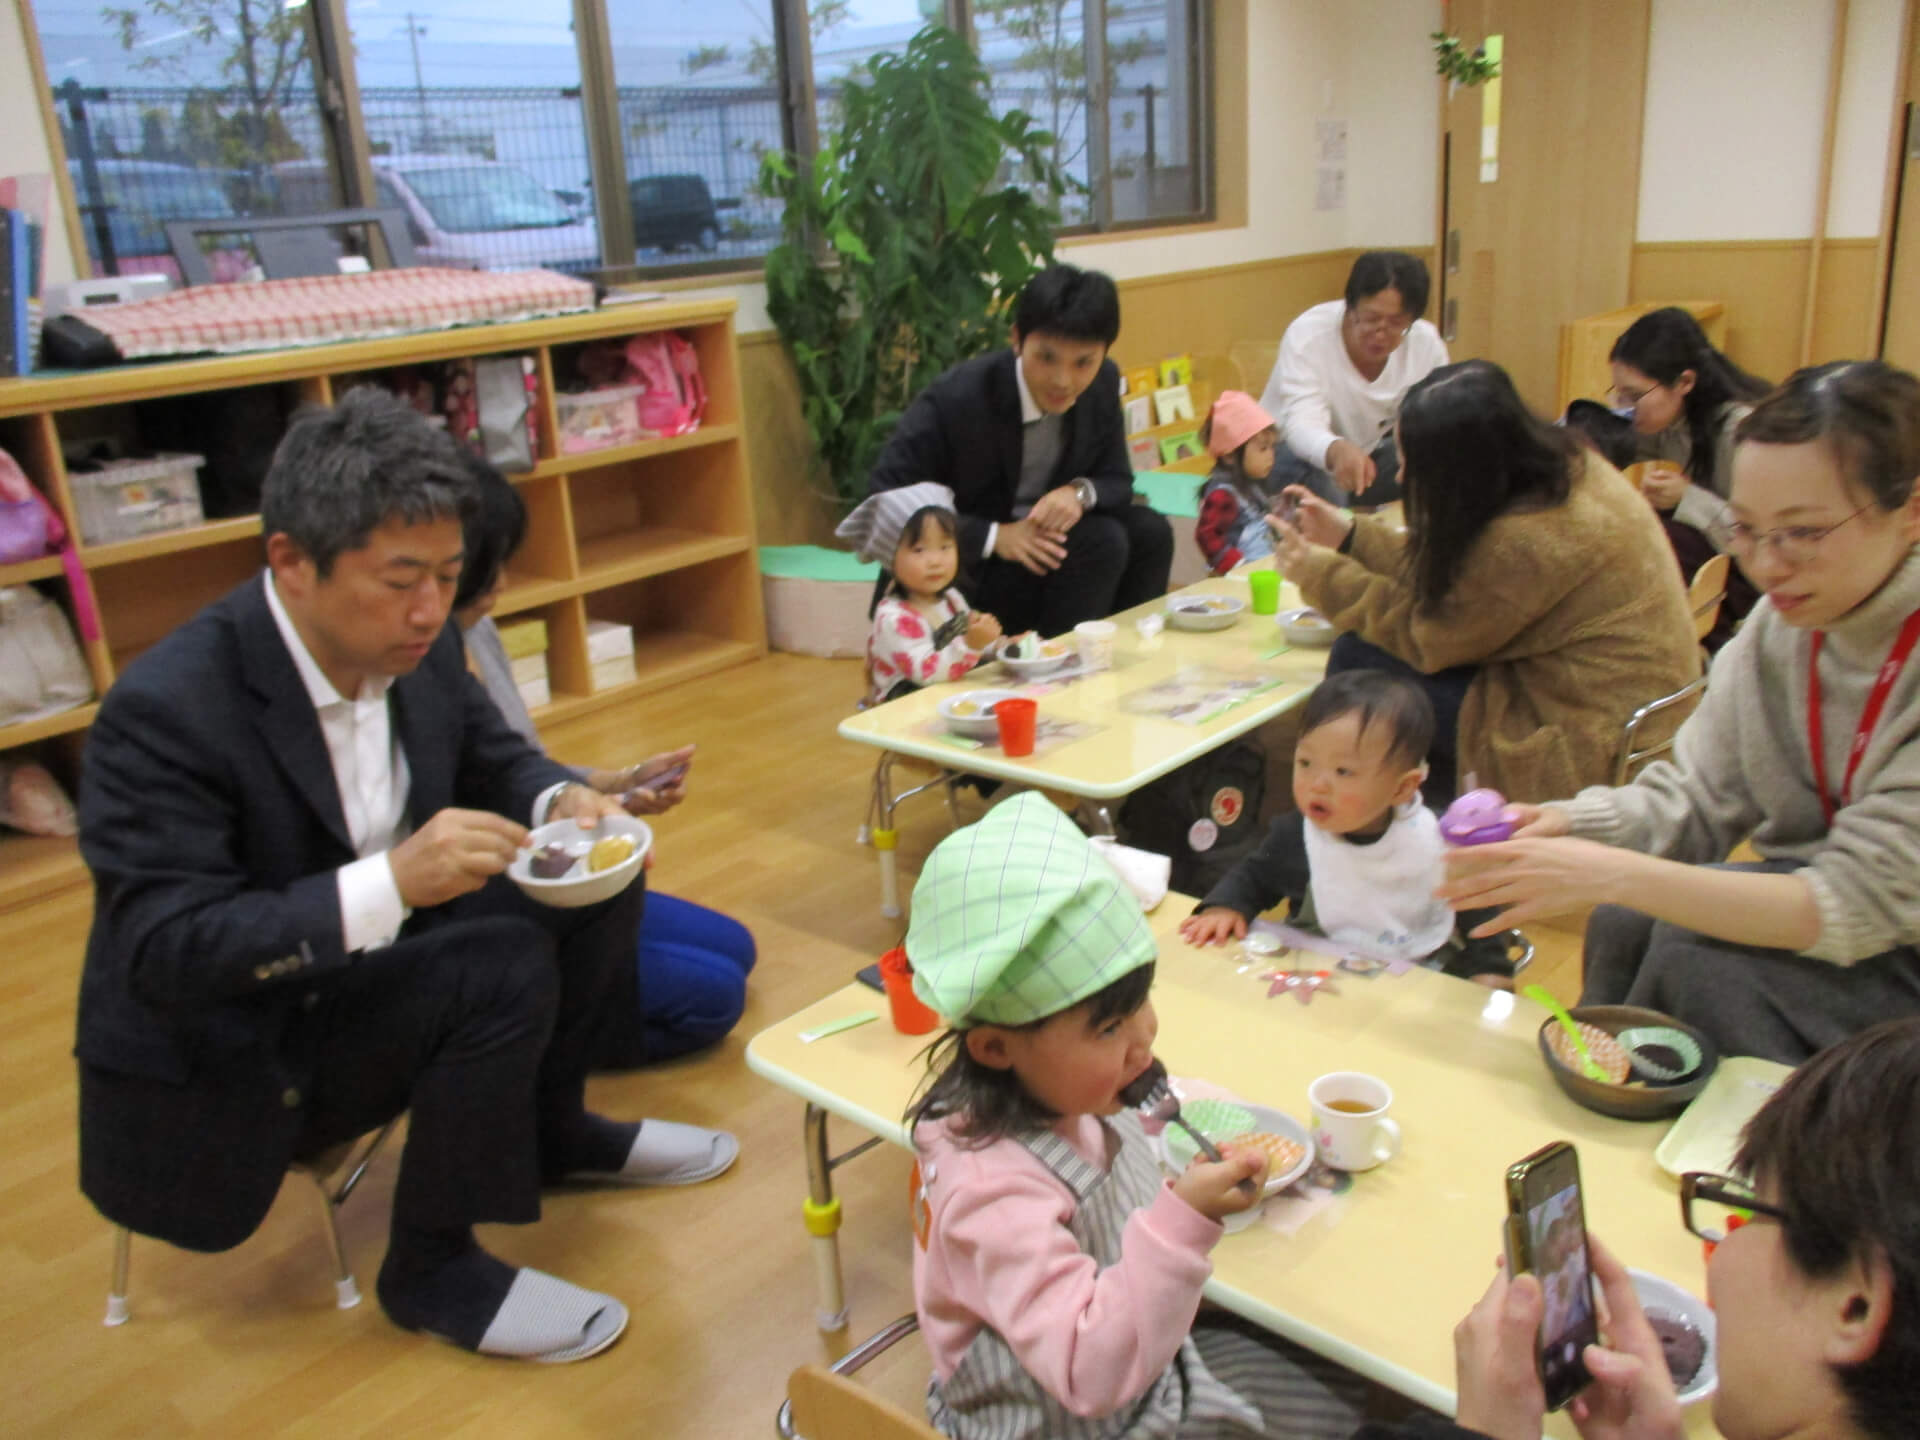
top-left (27, 0), bottom-right (1210, 281)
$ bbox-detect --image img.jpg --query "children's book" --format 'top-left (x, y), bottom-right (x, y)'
top-left (1158, 354), bottom-right (1193, 388)
top-left (1123, 394), bottom-right (1152, 434)
top-left (1159, 430), bottom-right (1203, 464)
top-left (1153, 383), bottom-right (1194, 426)
top-left (1126, 365), bottom-right (1158, 399)
top-left (1127, 434), bottom-right (1161, 472)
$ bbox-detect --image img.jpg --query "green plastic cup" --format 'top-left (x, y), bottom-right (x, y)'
top-left (1248, 570), bottom-right (1280, 615)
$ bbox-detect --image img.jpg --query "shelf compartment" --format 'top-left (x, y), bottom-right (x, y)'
top-left (581, 550), bottom-right (765, 681)
top-left (89, 536), bottom-right (265, 676)
top-left (0, 831), bottom-right (89, 913)
top-left (0, 702), bottom-right (99, 751)
top-left (0, 555), bottom-right (66, 586)
top-left (80, 515), bottom-right (264, 568)
top-left (574, 530), bottom-right (749, 590)
top-left (533, 422), bottom-right (740, 479)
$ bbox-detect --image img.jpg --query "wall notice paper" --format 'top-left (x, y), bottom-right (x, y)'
top-left (1480, 35), bottom-right (1504, 183)
top-left (1315, 165), bottom-right (1346, 212)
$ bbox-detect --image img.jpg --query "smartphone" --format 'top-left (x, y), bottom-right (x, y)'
top-left (1504, 1141), bottom-right (1599, 1411)
top-left (624, 760), bottom-right (690, 801)
top-left (1273, 491), bottom-right (1301, 528)
top-left (854, 963), bottom-right (884, 992)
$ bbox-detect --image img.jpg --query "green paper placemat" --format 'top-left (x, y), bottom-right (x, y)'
top-left (758, 544), bottom-right (880, 582)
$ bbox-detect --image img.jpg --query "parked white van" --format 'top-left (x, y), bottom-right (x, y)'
top-left (274, 156), bottom-right (600, 274)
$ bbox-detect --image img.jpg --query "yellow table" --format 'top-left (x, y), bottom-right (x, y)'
top-left (838, 575), bottom-right (1330, 912)
top-left (746, 902), bottom-right (1721, 1435)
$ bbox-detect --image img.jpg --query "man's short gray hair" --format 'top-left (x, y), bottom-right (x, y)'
top-left (261, 386), bottom-right (476, 576)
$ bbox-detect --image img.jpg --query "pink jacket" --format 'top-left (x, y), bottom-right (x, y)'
top-left (912, 1114), bottom-right (1222, 1418)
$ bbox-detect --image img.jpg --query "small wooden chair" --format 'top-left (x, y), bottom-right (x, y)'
top-left (106, 1118), bottom-right (398, 1326)
top-left (1615, 553), bottom-right (1730, 783)
top-left (780, 1313), bottom-right (936, 1439)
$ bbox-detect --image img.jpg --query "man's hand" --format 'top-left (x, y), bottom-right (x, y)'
top-left (966, 611), bottom-right (1003, 651)
top-left (1564, 1237), bottom-right (1686, 1440)
top-left (1026, 483), bottom-right (1087, 535)
top-left (993, 516), bottom-right (1069, 575)
top-left (1180, 907), bottom-right (1249, 946)
top-left (546, 781), bottom-right (625, 829)
top-left (1325, 439), bottom-right (1378, 498)
top-left (388, 807), bottom-right (529, 909)
top-left (593, 746), bottom-right (695, 816)
top-left (1453, 1262), bottom-right (1549, 1440)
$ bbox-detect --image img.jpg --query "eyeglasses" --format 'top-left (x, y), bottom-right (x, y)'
top-left (1708, 502), bottom-right (1876, 567)
top-left (1607, 381), bottom-right (1659, 409)
top-left (1347, 308), bottom-right (1413, 338)
top-left (1680, 1171), bottom-right (1791, 1244)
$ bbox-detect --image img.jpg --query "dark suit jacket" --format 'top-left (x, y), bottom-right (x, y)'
top-left (73, 575), bottom-right (571, 1251)
top-left (867, 349), bottom-right (1135, 564)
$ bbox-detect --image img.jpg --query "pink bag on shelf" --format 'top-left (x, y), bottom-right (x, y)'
top-left (0, 446), bottom-right (101, 643)
top-left (623, 332), bottom-right (707, 437)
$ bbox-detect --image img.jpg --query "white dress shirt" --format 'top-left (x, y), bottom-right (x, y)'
top-left (264, 572), bottom-right (413, 953)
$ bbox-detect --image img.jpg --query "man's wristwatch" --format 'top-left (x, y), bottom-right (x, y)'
top-left (1072, 478), bottom-right (1097, 512)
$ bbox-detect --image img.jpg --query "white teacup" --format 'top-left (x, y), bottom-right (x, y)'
top-left (1308, 1071), bottom-right (1402, 1172)
top-left (1074, 619), bottom-right (1117, 671)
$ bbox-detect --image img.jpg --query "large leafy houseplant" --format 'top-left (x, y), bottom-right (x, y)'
top-left (760, 23), bottom-right (1070, 507)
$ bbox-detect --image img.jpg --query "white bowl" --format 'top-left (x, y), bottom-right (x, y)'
top-left (1629, 1268), bottom-right (1717, 1406)
top-left (1278, 606), bottom-right (1336, 647)
top-left (508, 813), bottom-right (651, 908)
top-left (1155, 1100), bottom-right (1314, 1197)
top-left (998, 635), bottom-right (1074, 679)
top-left (1166, 594), bottom-right (1246, 632)
top-left (938, 688), bottom-right (1023, 740)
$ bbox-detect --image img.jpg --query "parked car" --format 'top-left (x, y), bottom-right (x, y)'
top-left (628, 173), bottom-right (722, 253)
top-left (274, 156), bottom-right (600, 274)
top-left (65, 159), bottom-right (250, 281)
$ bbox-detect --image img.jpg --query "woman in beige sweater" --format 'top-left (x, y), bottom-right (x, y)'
top-left (1269, 359), bottom-right (1698, 806)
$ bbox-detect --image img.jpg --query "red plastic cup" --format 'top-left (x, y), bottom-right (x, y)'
top-left (994, 697), bottom-right (1038, 757)
top-left (877, 945), bottom-right (939, 1034)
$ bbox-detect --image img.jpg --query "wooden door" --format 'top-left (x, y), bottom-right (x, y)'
top-left (1437, 0), bottom-right (1650, 415)
top-left (1883, 106), bottom-right (1920, 370)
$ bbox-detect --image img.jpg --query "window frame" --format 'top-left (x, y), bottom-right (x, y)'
top-left (27, 0), bottom-right (1215, 285)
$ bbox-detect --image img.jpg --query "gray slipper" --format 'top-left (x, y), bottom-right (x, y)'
top-left (563, 1119), bottom-right (740, 1187)
top-left (474, 1268), bottom-right (629, 1364)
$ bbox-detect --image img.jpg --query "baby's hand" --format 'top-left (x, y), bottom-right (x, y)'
top-left (966, 611), bottom-right (1003, 650)
top-left (1180, 907), bottom-right (1248, 946)
top-left (1173, 1145), bottom-right (1268, 1221)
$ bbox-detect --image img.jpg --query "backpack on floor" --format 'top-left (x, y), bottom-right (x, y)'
top-left (1116, 739), bottom-right (1266, 897)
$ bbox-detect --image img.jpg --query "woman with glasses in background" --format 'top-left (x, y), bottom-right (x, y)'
top-left (1258, 250), bottom-right (1451, 506)
top-left (1403, 1015), bottom-right (1920, 1440)
top-left (1610, 306), bottom-right (1772, 647)
top-left (1441, 361), bottom-right (1920, 1064)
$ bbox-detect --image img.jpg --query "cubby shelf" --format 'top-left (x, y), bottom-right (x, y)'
top-left (0, 297), bottom-right (764, 910)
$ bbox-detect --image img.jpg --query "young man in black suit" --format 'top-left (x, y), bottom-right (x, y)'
top-left (74, 390), bottom-right (734, 1363)
top-left (867, 263), bottom-right (1172, 638)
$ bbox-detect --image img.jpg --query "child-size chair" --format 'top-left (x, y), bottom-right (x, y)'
top-left (1615, 553), bottom-right (1730, 784)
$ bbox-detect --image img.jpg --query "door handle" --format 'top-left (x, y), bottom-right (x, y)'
top-left (1446, 228), bottom-right (1461, 273)
top-left (1443, 296), bottom-right (1459, 344)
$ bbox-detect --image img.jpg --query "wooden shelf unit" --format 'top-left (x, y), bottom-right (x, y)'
top-left (0, 297), bottom-right (765, 909)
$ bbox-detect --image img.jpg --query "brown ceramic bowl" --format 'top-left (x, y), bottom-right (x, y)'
top-left (1536, 1004), bottom-right (1719, 1121)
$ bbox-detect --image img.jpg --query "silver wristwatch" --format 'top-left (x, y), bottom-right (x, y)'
top-left (1073, 478), bottom-right (1097, 511)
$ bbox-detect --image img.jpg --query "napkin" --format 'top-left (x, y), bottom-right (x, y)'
top-left (1090, 835), bottom-right (1171, 912)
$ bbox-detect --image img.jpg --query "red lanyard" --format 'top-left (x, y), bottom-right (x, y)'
top-left (1808, 607), bottom-right (1920, 824)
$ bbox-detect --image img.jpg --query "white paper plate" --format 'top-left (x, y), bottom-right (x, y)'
top-left (1629, 1268), bottom-right (1718, 1406)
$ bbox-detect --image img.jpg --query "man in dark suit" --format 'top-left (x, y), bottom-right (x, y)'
top-left (867, 263), bottom-right (1173, 638)
top-left (74, 390), bottom-right (734, 1363)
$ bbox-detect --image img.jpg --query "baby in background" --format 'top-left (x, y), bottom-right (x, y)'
top-left (907, 793), bottom-right (1367, 1438)
top-left (1180, 670), bottom-right (1514, 986)
top-left (838, 481), bottom-right (1003, 706)
top-left (1194, 390), bottom-right (1284, 575)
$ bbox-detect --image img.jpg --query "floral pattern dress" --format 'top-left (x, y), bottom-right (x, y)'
top-left (866, 589), bottom-right (989, 705)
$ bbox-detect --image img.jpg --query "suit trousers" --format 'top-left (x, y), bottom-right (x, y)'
top-left (973, 503), bottom-right (1174, 637)
top-left (293, 871), bottom-right (644, 1232)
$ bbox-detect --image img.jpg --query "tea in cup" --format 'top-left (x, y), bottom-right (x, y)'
top-left (1308, 1071), bottom-right (1401, 1171)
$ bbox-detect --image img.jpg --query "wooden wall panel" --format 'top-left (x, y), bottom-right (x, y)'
top-left (1630, 238), bottom-right (1880, 383)
top-left (738, 248), bottom-right (1386, 545)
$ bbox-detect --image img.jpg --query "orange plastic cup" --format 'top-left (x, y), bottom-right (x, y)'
top-left (994, 697), bottom-right (1038, 756)
top-left (877, 945), bottom-right (939, 1034)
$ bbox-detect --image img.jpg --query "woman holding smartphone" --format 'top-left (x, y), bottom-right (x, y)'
top-left (1440, 361), bottom-right (1920, 1065)
top-left (1370, 1016), bottom-right (1920, 1440)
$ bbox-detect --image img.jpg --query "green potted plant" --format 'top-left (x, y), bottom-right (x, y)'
top-left (760, 23), bottom-right (1072, 507)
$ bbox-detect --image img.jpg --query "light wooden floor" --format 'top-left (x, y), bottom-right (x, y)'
top-left (4, 652), bottom-right (1585, 1437)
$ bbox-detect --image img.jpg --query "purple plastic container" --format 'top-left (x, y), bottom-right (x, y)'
top-left (1439, 788), bottom-right (1516, 846)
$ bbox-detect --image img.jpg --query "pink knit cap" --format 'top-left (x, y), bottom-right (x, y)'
top-left (1205, 390), bottom-right (1275, 457)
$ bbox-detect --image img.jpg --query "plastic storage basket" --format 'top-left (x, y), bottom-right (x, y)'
top-left (70, 453), bottom-right (206, 545)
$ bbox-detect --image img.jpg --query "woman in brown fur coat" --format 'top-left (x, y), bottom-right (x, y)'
top-left (1269, 359), bottom-right (1699, 806)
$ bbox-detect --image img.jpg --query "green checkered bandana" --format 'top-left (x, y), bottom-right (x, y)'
top-left (907, 793), bottom-right (1156, 1026)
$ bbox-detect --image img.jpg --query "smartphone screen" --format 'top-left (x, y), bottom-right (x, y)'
top-left (1506, 1142), bottom-right (1598, 1409)
top-left (854, 963), bottom-right (884, 993)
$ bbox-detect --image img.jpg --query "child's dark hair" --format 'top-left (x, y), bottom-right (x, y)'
top-left (1196, 413), bottom-right (1280, 509)
top-left (886, 505), bottom-right (959, 596)
top-left (453, 451), bottom-right (528, 613)
top-left (906, 962), bottom-right (1156, 1147)
top-left (1300, 670), bottom-right (1434, 771)
top-left (1014, 263), bottom-right (1122, 348)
